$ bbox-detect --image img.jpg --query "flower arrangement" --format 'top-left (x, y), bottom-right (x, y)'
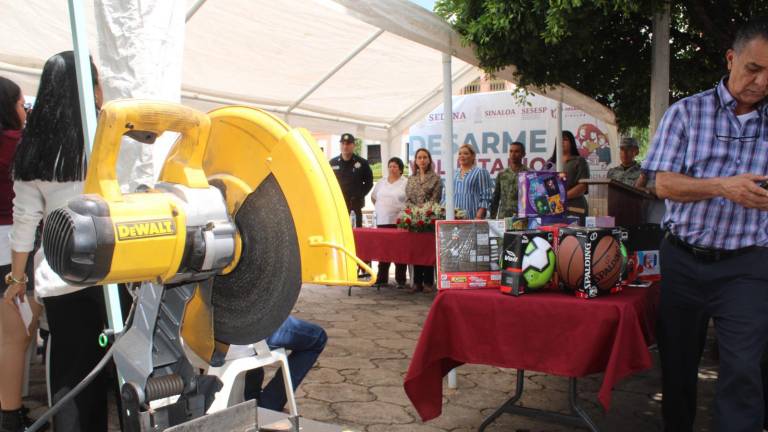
top-left (396, 203), bottom-right (465, 232)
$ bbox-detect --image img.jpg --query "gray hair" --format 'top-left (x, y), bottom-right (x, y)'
top-left (733, 17), bottom-right (768, 52)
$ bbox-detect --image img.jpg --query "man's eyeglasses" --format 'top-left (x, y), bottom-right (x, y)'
top-left (715, 120), bottom-right (762, 143)
top-left (713, 83), bottom-right (764, 143)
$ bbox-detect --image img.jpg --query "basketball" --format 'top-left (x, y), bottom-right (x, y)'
top-left (556, 235), bottom-right (584, 289)
top-left (592, 236), bottom-right (622, 291)
top-left (556, 234), bottom-right (623, 292)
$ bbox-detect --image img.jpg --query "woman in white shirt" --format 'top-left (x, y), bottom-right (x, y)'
top-left (3, 51), bottom-right (108, 432)
top-left (370, 157), bottom-right (407, 288)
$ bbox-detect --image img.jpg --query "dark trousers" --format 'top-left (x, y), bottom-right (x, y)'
top-left (375, 224), bottom-right (407, 285)
top-left (763, 350), bottom-right (768, 429)
top-left (658, 237), bottom-right (768, 432)
top-left (244, 317), bottom-right (327, 411)
top-left (43, 286), bottom-right (109, 432)
top-left (412, 265), bottom-right (434, 286)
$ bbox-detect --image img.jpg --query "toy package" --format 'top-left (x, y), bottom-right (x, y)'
top-left (500, 230), bottom-right (556, 296)
top-left (436, 220), bottom-right (504, 290)
top-left (518, 171), bottom-right (568, 217)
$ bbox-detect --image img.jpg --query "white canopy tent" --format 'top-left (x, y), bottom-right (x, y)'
top-left (0, 0), bottom-right (616, 163)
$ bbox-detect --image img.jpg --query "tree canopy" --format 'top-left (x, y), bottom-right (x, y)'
top-left (435, 0), bottom-right (768, 130)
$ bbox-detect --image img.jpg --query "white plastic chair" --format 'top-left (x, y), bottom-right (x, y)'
top-left (205, 340), bottom-right (297, 416)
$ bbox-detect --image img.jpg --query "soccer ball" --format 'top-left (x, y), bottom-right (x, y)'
top-left (619, 242), bottom-right (628, 279)
top-left (522, 237), bottom-right (556, 289)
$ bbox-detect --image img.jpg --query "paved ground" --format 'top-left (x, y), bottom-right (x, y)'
top-left (24, 282), bottom-right (719, 431)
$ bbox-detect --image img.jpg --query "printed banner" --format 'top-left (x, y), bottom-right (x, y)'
top-left (408, 91), bottom-right (616, 178)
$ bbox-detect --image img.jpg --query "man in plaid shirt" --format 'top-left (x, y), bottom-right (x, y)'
top-left (643, 17), bottom-right (768, 432)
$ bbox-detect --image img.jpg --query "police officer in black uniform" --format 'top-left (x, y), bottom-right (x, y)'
top-left (329, 133), bottom-right (373, 227)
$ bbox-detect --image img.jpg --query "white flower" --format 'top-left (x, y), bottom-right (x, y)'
top-left (354, 162), bottom-right (361, 169)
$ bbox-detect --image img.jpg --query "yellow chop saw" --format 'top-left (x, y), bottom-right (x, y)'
top-left (39, 100), bottom-right (374, 431)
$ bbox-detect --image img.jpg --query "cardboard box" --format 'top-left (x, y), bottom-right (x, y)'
top-left (527, 214), bottom-right (580, 229)
top-left (499, 230), bottom-right (555, 296)
top-left (585, 216), bottom-right (616, 228)
top-left (518, 171), bottom-right (568, 217)
top-left (557, 227), bottom-right (624, 299)
top-left (635, 250), bottom-right (660, 281)
top-left (436, 220), bottom-right (503, 289)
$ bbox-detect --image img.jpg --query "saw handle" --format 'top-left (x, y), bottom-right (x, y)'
top-left (85, 100), bottom-right (212, 202)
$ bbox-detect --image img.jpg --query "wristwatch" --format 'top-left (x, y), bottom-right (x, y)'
top-left (5, 272), bottom-right (28, 285)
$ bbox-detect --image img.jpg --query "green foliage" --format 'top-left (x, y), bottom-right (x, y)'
top-left (370, 162), bottom-right (382, 181)
top-left (435, 0), bottom-right (768, 130)
top-left (625, 126), bottom-right (650, 160)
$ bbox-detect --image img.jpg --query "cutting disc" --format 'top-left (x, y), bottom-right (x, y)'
top-left (211, 174), bottom-right (302, 344)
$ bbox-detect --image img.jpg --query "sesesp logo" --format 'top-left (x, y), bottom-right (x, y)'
top-left (116, 219), bottom-right (175, 241)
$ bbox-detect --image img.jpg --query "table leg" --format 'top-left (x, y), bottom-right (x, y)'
top-left (477, 370), bottom-right (600, 432)
top-left (478, 369), bottom-right (524, 432)
top-left (568, 377), bottom-right (600, 432)
top-left (448, 369), bottom-right (457, 389)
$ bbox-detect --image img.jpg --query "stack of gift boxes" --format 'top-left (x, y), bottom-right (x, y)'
top-left (435, 171), bottom-right (662, 298)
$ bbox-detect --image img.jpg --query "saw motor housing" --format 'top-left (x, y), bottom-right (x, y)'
top-left (44, 183), bottom-right (236, 287)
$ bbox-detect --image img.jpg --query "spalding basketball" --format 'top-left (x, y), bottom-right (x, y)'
top-left (592, 236), bottom-right (622, 291)
top-left (556, 235), bottom-right (584, 289)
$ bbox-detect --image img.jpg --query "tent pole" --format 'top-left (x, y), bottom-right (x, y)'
top-left (286, 29), bottom-right (384, 114)
top-left (186, 0), bottom-right (208, 22)
top-left (442, 52), bottom-right (455, 220)
top-left (556, 90), bottom-right (563, 172)
top-left (442, 52), bottom-right (458, 389)
top-left (67, 0), bottom-right (125, 371)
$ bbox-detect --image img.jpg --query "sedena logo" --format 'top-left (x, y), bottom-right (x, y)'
top-left (116, 219), bottom-right (175, 241)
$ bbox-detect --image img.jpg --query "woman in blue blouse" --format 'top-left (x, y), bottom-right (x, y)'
top-left (453, 144), bottom-right (493, 219)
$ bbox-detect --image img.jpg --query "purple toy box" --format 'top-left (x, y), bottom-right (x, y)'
top-left (517, 171), bottom-right (568, 217)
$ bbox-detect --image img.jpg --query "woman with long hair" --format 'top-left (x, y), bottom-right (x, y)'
top-left (0, 76), bottom-right (41, 432)
top-left (452, 144), bottom-right (492, 219)
top-left (548, 130), bottom-right (590, 222)
top-left (405, 148), bottom-right (442, 293)
top-left (3, 51), bottom-right (107, 432)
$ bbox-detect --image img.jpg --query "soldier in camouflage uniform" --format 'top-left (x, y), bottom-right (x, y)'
top-left (490, 141), bottom-right (529, 219)
top-left (606, 137), bottom-right (643, 186)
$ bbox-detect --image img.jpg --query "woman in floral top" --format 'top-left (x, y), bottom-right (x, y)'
top-left (405, 148), bottom-right (442, 293)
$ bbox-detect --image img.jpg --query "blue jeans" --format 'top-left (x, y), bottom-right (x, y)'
top-left (243, 316), bottom-right (327, 411)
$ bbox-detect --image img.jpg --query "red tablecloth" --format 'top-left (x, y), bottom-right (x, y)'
top-left (353, 228), bottom-right (436, 266)
top-left (404, 286), bottom-right (659, 421)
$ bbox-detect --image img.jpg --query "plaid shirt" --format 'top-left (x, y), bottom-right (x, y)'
top-left (643, 79), bottom-right (768, 249)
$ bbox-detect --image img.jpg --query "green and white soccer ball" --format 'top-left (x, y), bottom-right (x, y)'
top-left (522, 237), bottom-right (556, 289)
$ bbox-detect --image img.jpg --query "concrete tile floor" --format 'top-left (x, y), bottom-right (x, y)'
top-left (23, 283), bottom-right (719, 431)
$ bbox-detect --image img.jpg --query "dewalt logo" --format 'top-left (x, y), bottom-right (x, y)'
top-left (116, 219), bottom-right (175, 241)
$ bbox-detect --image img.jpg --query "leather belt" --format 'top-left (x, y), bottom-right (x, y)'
top-left (664, 231), bottom-right (755, 262)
